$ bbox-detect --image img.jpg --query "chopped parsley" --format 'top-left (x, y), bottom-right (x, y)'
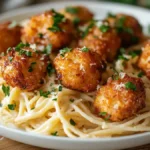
top-left (118, 55), bottom-right (129, 61)
top-left (47, 63), bottom-right (55, 76)
top-left (7, 47), bottom-right (12, 53)
top-left (107, 12), bottom-right (116, 18)
top-left (48, 26), bottom-right (61, 32)
top-left (81, 46), bottom-right (89, 52)
top-left (43, 44), bottom-right (52, 55)
top-left (51, 131), bottom-right (58, 136)
top-left (39, 90), bottom-right (51, 98)
top-left (70, 98), bottom-right (74, 103)
top-left (99, 112), bottom-right (107, 116)
top-left (31, 107), bottom-right (35, 110)
top-left (19, 50), bottom-right (32, 57)
top-left (58, 85), bottom-right (62, 91)
top-left (52, 98), bottom-right (57, 101)
top-left (112, 68), bottom-right (119, 80)
top-left (70, 119), bottom-right (76, 126)
top-left (38, 33), bottom-right (44, 38)
top-left (8, 104), bottom-right (16, 110)
top-left (66, 7), bottom-right (78, 14)
top-left (2, 84), bottom-right (10, 96)
top-left (8, 21), bottom-right (17, 28)
top-left (125, 82), bottom-right (136, 91)
top-left (138, 71), bottom-right (144, 78)
top-left (28, 62), bottom-right (36, 72)
top-left (15, 42), bottom-right (30, 51)
top-left (8, 56), bottom-right (13, 62)
top-left (99, 24), bottom-right (110, 33)
top-left (60, 47), bottom-right (72, 57)
top-left (73, 17), bottom-right (80, 26)
top-left (128, 49), bottom-right (142, 58)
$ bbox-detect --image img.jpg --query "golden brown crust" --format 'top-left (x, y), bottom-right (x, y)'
top-left (94, 74), bottom-right (146, 122)
top-left (59, 6), bottom-right (93, 25)
top-left (106, 13), bottom-right (143, 47)
top-left (78, 26), bottom-right (121, 62)
top-left (21, 10), bottom-right (76, 51)
top-left (0, 46), bottom-right (49, 91)
top-left (54, 48), bottom-right (105, 92)
top-left (138, 40), bottom-right (150, 79)
top-left (0, 22), bottom-right (21, 53)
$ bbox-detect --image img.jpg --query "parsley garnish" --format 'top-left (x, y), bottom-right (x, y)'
top-left (47, 63), bottom-right (55, 76)
top-left (28, 62), bottom-right (36, 72)
top-left (8, 104), bottom-right (16, 110)
top-left (51, 131), bottom-right (58, 136)
top-left (70, 98), bottom-right (74, 103)
top-left (73, 17), bottom-right (80, 25)
top-left (15, 42), bottom-right (30, 51)
top-left (7, 47), bottom-right (11, 53)
top-left (58, 85), bottom-right (62, 91)
top-left (118, 55), bottom-right (129, 61)
top-left (138, 71), bottom-right (144, 78)
top-left (70, 119), bottom-right (76, 126)
top-left (99, 112), bottom-right (107, 116)
top-left (81, 46), bottom-right (89, 52)
top-left (38, 33), bottom-right (43, 38)
top-left (112, 68), bottom-right (119, 80)
top-left (107, 12), bottom-right (116, 18)
top-left (43, 44), bottom-right (52, 55)
top-left (52, 98), bottom-right (57, 101)
top-left (99, 24), bottom-right (110, 33)
top-left (2, 84), bottom-right (10, 96)
top-left (39, 90), bottom-right (51, 98)
top-left (19, 50), bottom-right (32, 57)
top-left (60, 47), bottom-right (72, 57)
top-left (125, 82), bottom-right (136, 91)
top-left (128, 50), bottom-right (142, 58)
top-left (66, 7), bottom-right (78, 14)
top-left (48, 26), bottom-right (61, 32)
top-left (8, 56), bottom-right (13, 62)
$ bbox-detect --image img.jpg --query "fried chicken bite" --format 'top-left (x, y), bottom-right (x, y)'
top-left (59, 6), bottom-right (93, 25)
top-left (54, 47), bottom-right (105, 92)
top-left (79, 21), bottom-right (121, 62)
top-left (94, 73), bottom-right (145, 122)
top-left (0, 21), bottom-right (21, 53)
top-left (106, 13), bottom-right (143, 47)
top-left (21, 10), bottom-right (76, 52)
top-left (138, 40), bottom-right (150, 79)
top-left (0, 43), bottom-right (50, 91)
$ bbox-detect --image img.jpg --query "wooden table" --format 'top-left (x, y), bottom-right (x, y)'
top-left (0, 137), bottom-right (150, 150)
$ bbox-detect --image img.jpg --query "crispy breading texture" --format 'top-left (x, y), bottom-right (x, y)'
top-left (0, 47), bottom-right (49, 91)
top-left (0, 22), bottom-right (21, 53)
top-left (106, 13), bottom-right (143, 47)
top-left (21, 10), bottom-right (75, 51)
top-left (54, 48), bottom-right (105, 92)
top-left (94, 74), bottom-right (146, 122)
top-left (59, 6), bottom-right (93, 25)
top-left (79, 26), bottom-right (121, 62)
top-left (138, 40), bottom-right (150, 79)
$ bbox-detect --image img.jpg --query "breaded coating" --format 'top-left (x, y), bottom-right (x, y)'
top-left (94, 73), bottom-right (145, 122)
top-left (0, 22), bottom-right (21, 53)
top-left (79, 24), bottom-right (121, 62)
top-left (54, 47), bottom-right (105, 92)
top-left (0, 44), bottom-right (49, 91)
top-left (138, 40), bottom-right (150, 79)
top-left (21, 10), bottom-right (75, 51)
top-left (59, 6), bottom-right (93, 25)
top-left (106, 13), bottom-right (143, 47)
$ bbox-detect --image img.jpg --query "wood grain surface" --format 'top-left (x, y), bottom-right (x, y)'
top-left (0, 137), bottom-right (150, 150)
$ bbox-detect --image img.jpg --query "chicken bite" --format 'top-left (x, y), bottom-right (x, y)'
top-left (0, 43), bottom-right (50, 91)
top-left (106, 13), bottom-right (143, 47)
top-left (21, 10), bottom-right (76, 51)
top-left (54, 47), bottom-right (105, 92)
top-left (94, 73), bottom-right (145, 122)
top-left (59, 6), bottom-right (93, 26)
top-left (138, 40), bottom-right (150, 79)
top-left (79, 21), bottom-right (121, 62)
top-left (0, 21), bottom-right (21, 54)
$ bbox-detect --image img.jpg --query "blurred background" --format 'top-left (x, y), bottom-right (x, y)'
top-left (0, 0), bottom-right (149, 13)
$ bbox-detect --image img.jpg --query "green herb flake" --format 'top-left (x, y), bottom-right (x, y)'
top-left (118, 55), bottom-right (129, 61)
top-left (58, 85), bottom-right (62, 91)
top-left (38, 33), bottom-right (44, 38)
top-left (99, 112), bottom-right (107, 116)
top-left (8, 21), bottom-right (17, 28)
top-left (28, 62), bottom-right (36, 72)
top-left (52, 98), bottom-right (57, 101)
top-left (107, 12), bottom-right (116, 18)
top-left (8, 56), bottom-right (13, 62)
top-left (47, 63), bottom-right (55, 76)
top-left (48, 26), bottom-right (61, 32)
top-left (128, 50), bottom-right (142, 58)
top-left (43, 44), bottom-right (52, 55)
top-left (60, 47), bottom-right (72, 57)
top-left (73, 17), bottom-right (80, 25)
top-left (81, 46), bottom-right (89, 52)
top-left (2, 84), bottom-right (10, 96)
top-left (39, 90), bottom-right (51, 98)
top-left (137, 71), bottom-right (145, 78)
top-left (70, 119), bottom-right (76, 126)
top-left (125, 82), bottom-right (136, 91)
top-left (99, 24), bottom-right (110, 33)
top-left (8, 104), bottom-right (16, 110)
top-left (70, 98), bottom-right (74, 103)
top-left (7, 47), bottom-right (12, 53)
top-left (15, 42), bottom-right (30, 51)
top-left (51, 131), bottom-right (58, 136)
top-left (66, 7), bottom-right (78, 14)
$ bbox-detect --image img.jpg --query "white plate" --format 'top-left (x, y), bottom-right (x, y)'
top-left (0, 1), bottom-right (150, 150)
